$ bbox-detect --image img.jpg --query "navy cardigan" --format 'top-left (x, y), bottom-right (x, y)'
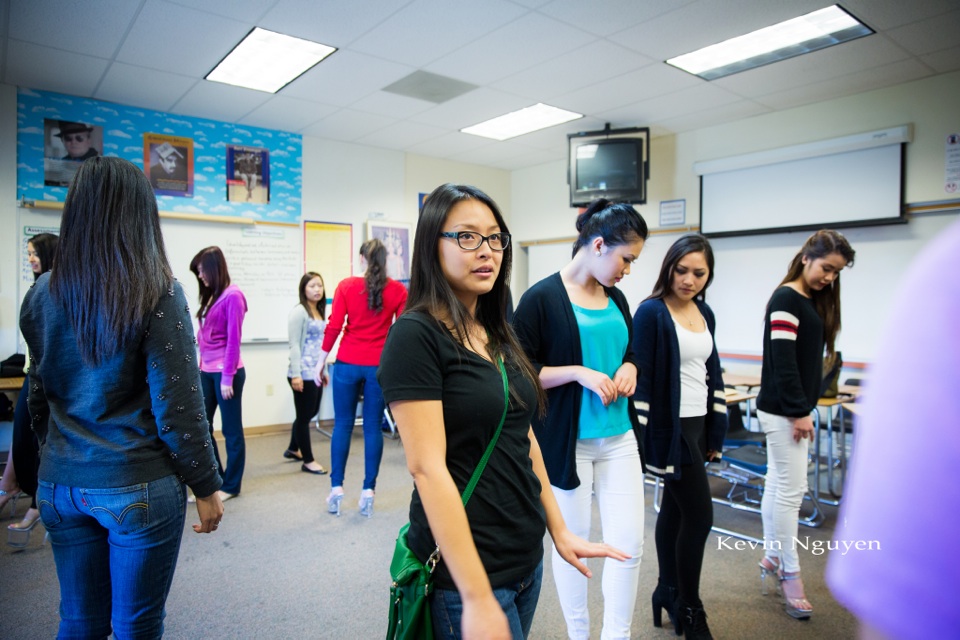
top-left (513, 272), bottom-right (644, 490)
top-left (632, 298), bottom-right (728, 480)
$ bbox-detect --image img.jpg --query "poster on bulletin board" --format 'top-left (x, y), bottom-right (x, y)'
top-left (16, 87), bottom-right (302, 223)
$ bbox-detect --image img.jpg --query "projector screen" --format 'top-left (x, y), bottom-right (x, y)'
top-left (700, 143), bottom-right (904, 237)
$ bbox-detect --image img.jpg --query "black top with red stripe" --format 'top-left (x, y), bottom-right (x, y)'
top-left (757, 286), bottom-right (825, 417)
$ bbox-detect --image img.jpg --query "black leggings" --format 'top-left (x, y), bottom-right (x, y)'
top-left (12, 380), bottom-right (39, 509)
top-left (287, 378), bottom-right (323, 464)
top-left (655, 415), bottom-right (713, 608)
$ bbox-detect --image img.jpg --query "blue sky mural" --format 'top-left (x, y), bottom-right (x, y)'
top-left (17, 87), bottom-right (302, 224)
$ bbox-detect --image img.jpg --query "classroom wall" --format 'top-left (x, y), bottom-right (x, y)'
top-left (512, 71), bottom-right (960, 367)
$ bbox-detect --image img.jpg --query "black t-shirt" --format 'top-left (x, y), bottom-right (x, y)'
top-left (378, 311), bottom-right (546, 590)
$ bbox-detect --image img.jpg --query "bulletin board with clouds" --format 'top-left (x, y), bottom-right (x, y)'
top-left (16, 87), bottom-right (302, 224)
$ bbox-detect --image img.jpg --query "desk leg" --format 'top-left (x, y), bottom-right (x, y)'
top-left (826, 409), bottom-right (835, 496)
top-left (812, 408), bottom-right (821, 505)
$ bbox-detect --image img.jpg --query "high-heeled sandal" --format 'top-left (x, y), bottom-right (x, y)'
top-left (327, 489), bottom-right (343, 516)
top-left (758, 556), bottom-right (780, 596)
top-left (778, 572), bottom-right (813, 620)
top-left (0, 488), bottom-right (24, 518)
top-left (8, 508), bottom-right (41, 548)
top-left (358, 489), bottom-right (374, 518)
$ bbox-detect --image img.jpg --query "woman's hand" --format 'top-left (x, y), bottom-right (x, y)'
top-left (313, 363), bottom-right (328, 386)
top-left (706, 449), bottom-right (721, 462)
top-left (551, 527), bottom-right (631, 578)
top-left (291, 376), bottom-right (303, 392)
top-left (192, 492), bottom-right (224, 533)
top-left (612, 362), bottom-right (637, 399)
top-left (220, 383), bottom-right (234, 400)
top-left (578, 367), bottom-right (618, 406)
top-left (789, 415), bottom-right (815, 442)
top-left (461, 593), bottom-right (511, 639)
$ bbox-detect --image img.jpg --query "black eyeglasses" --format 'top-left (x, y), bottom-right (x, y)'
top-left (439, 231), bottom-right (511, 251)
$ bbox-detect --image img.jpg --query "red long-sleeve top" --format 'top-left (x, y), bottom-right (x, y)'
top-left (321, 276), bottom-right (407, 366)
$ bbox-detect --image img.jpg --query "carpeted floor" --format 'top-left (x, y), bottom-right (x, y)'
top-left (0, 427), bottom-right (856, 639)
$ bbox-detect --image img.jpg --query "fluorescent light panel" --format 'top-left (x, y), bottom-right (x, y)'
top-left (667, 5), bottom-right (873, 80)
top-left (206, 27), bottom-right (336, 93)
top-left (461, 103), bottom-right (583, 141)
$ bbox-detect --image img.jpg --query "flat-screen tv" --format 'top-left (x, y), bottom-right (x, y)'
top-left (568, 126), bottom-right (648, 207)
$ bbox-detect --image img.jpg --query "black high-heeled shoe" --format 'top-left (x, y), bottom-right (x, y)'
top-left (651, 582), bottom-right (682, 635)
top-left (679, 603), bottom-right (713, 640)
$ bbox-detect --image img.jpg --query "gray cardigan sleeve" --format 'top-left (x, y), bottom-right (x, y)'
top-left (287, 305), bottom-right (308, 377)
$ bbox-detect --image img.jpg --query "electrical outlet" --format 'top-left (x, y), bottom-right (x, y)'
top-left (266, 384), bottom-right (274, 396)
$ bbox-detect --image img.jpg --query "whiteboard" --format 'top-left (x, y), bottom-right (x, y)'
top-left (16, 206), bottom-right (303, 343)
top-left (524, 213), bottom-right (959, 362)
top-left (701, 144), bottom-right (903, 236)
top-left (161, 218), bottom-right (302, 342)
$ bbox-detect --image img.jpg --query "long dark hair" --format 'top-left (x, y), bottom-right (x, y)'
top-left (361, 239), bottom-right (388, 313)
top-left (780, 229), bottom-right (856, 359)
top-left (190, 246), bottom-right (231, 320)
top-left (407, 183), bottom-right (545, 412)
top-left (572, 198), bottom-right (649, 258)
top-left (29, 232), bottom-right (59, 280)
top-left (298, 271), bottom-right (326, 320)
top-left (49, 157), bottom-right (173, 365)
top-left (646, 234), bottom-right (715, 302)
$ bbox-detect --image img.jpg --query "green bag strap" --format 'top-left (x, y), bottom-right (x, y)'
top-left (460, 357), bottom-right (509, 507)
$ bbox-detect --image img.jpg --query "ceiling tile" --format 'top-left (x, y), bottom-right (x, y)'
top-left (171, 81), bottom-right (273, 124)
top-left (355, 120), bottom-right (447, 150)
top-left (405, 131), bottom-right (494, 158)
top-left (655, 99), bottom-right (772, 134)
top-left (425, 12), bottom-right (597, 85)
top-left (239, 95), bottom-right (338, 131)
top-left (754, 59), bottom-right (934, 111)
top-left (349, 0), bottom-right (527, 67)
top-left (408, 88), bottom-right (530, 130)
top-left (841, 0), bottom-right (959, 30)
top-left (4, 41), bottom-right (109, 96)
top-left (598, 83), bottom-right (744, 125)
top-left (300, 108), bottom-right (398, 141)
top-left (920, 45), bottom-right (960, 73)
top-left (538, 0), bottom-right (694, 36)
top-left (259, 0), bottom-right (413, 47)
top-left (885, 9), bottom-right (960, 56)
top-left (349, 91), bottom-right (435, 119)
top-left (281, 50), bottom-right (415, 107)
top-left (116, 1), bottom-right (252, 76)
top-left (491, 40), bottom-right (656, 101)
top-left (9, 0), bottom-right (139, 58)
top-left (96, 63), bottom-right (197, 112)
top-left (609, 0), bottom-right (830, 60)
top-left (165, 0), bottom-right (275, 23)
top-left (551, 63), bottom-right (700, 116)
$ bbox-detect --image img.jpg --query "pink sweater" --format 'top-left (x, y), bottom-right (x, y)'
top-left (197, 285), bottom-right (247, 386)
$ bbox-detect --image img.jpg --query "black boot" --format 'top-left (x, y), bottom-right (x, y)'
top-left (651, 582), bottom-right (682, 635)
top-left (680, 603), bottom-right (713, 640)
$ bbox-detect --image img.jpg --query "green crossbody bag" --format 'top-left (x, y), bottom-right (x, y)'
top-left (386, 357), bottom-right (509, 640)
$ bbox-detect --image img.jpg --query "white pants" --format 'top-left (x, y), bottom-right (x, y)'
top-left (759, 410), bottom-right (810, 574)
top-left (551, 430), bottom-right (644, 640)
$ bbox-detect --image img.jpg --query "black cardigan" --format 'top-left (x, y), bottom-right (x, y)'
top-left (632, 298), bottom-right (728, 480)
top-left (513, 272), bottom-right (644, 490)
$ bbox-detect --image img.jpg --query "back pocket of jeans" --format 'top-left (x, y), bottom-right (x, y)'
top-left (80, 484), bottom-right (150, 532)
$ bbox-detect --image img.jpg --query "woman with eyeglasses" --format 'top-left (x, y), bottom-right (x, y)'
top-left (378, 183), bottom-right (627, 639)
top-left (316, 238), bottom-right (407, 517)
top-left (513, 198), bottom-right (648, 640)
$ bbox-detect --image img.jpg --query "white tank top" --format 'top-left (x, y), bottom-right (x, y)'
top-left (674, 319), bottom-right (714, 418)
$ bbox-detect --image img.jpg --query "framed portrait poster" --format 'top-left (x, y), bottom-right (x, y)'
top-left (144, 133), bottom-right (194, 197)
top-left (366, 221), bottom-right (411, 283)
top-left (227, 145), bottom-right (270, 203)
top-left (43, 119), bottom-right (103, 187)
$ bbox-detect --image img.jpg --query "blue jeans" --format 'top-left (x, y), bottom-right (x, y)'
top-left (431, 561), bottom-right (543, 639)
top-left (36, 474), bottom-right (187, 639)
top-left (200, 368), bottom-right (246, 494)
top-left (330, 362), bottom-right (384, 490)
